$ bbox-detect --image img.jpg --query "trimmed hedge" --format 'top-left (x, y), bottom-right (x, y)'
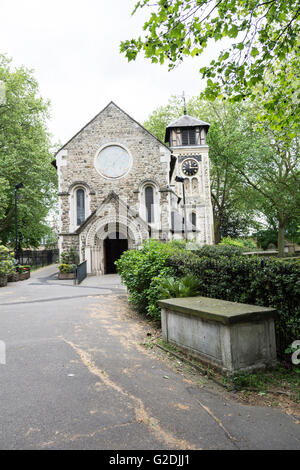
top-left (117, 241), bottom-right (300, 354)
top-left (116, 240), bottom-right (182, 318)
top-left (167, 251), bottom-right (300, 353)
top-left (193, 244), bottom-right (243, 258)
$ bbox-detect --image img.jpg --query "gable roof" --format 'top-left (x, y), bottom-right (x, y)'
top-left (53, 101), bottom-right (170, 163)
top-left (74, 191), bottom-right (151, 235)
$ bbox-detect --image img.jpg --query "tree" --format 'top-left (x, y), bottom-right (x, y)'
top-left (0, 55), bottom-right (57, 248)
top-left (231, 110), bottom-right (300, 256)
top-left (190, 98), bottom-right (261, 243)
top-left (121, 0), bottom-right (300, 128)
top-left (145, 93), bottom-right (300, 251)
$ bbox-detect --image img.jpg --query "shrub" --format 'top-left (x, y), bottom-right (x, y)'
top-left (158, 274), bottom-right (201, 299)
top-left (117, 239), bottom-right (300, 355)
top-left (193, 244), bottom-right (243, 258)
top-left (167, 251), bottom-right (300, 353)
top-left (238, 238), bottom-right (257, 251)
top-left (219, 236), bottom-right (257, 251)
top-left (58, 263), bottom-right (76, 273)
top-left (60, 248), bottom-right (79, 265)
top-left (116, 239), bottom-right (184, 316)
top-left (145, 273), bottom-right (201, 320)
top-left (255, 229), bottom-right (278, 250)
top-left (0, 245), bottom-right (15, 277)
top-left (219, 236), bottom-right (245, 249)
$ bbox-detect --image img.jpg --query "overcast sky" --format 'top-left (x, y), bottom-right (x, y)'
top-left (1, 0), bottom-right (228, 146)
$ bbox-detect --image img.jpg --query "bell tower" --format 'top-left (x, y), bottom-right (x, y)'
top-left (165, 113), bottom-right (214, 244)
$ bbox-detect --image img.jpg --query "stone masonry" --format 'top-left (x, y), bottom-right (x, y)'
top-left (54, 101), bottom-right (214, 274)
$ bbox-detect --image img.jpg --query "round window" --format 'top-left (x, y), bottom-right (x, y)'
top-left (95, 145), bottom-right (131, 179)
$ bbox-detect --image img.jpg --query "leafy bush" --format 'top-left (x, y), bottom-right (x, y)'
top-left (219, 236), bottom-right (245, 249)
top-left (58, 263), bottom-right (76, 273)
top-left (255, 229), bottom-right (278, 250)
top-left (167, 251), bottom-right (300, 353)
top-left (116, 240), bottom-right (183, 317)
top-left (193, 243), bottom-right (243, 258)
top-left (117, 239), bottom-right (300, 354)
top-left (220, 236), bottom-right (257, 251)
top-left (60, 248), bottom-right (79, 265)
top-left (0, 245), bottom-right (15, 277)
top-left (158, 274), bottom-right (201, 299)
top-left (146, 273), bottom-right (201, 320)
top-left (239, 238), bottom-right (258, 251)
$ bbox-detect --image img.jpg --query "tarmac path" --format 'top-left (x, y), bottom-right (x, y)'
top-left (0, 265), bottom-right (299, 450)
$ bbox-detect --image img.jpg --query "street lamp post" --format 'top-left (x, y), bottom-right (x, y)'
top-left (14, 182), bottom-right (23, 262)
top-left (175, 176), bottom-right (188, 240)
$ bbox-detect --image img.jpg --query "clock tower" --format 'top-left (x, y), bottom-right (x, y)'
top-left (165, 113), bottom-right (214, 244)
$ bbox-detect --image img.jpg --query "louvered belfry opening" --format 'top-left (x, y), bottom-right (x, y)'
top-left (181, 128), bottom-right (196, 146)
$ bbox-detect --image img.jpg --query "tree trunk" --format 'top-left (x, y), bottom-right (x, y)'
top-left (277, 222), bottom-right (285, 258)
top-left (214, 218), bottom-right (221, 244)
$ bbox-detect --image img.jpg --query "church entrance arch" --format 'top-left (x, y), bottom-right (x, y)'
top-left (85, 210), bottom-right (149, 275)
top-left (104, 232), bottom-right (128, 274)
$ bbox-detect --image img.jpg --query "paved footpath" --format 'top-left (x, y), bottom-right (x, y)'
top-left (0, 265), bottom-right (299, 450)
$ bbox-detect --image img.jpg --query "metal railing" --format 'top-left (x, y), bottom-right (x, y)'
top-left (17, 249), bottom-right (59, 268)
top-left (74, 260), bottom-right (87, 285)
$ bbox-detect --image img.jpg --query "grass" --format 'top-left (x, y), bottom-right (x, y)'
top-left (229, 366), bottom-right (300, 402)
top-left (154, 339), bottom-right (300, 403)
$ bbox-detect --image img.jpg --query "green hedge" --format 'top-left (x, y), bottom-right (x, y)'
top-left (167, 251), bottom-right (300, 353)
top-left (116, 241), bottom-right (300, 353)
top-left (0, 245), bottom-right (15, 277)
top-left (116, 240), bottom-right (183, 318)
top-left (193, 244), bottom-right (243, 258)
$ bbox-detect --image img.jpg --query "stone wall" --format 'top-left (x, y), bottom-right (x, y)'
top-left (56, 101), bottom-right (172, 236)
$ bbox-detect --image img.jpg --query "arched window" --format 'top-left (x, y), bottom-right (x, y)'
top-left (76, 188), bottom-right (85, 226)
top-left (190, 212), bottom-right (196, 232)
top-left (145, 186), bottom-right (154, 223)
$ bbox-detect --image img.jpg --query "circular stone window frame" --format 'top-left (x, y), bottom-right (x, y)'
top-left (94, 142), bottom-right (133, 180)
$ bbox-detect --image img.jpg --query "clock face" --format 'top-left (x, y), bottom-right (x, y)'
top-left (182, 158), bottom-right (199, 176)
top-left (95, 145), bottom-right (131, 178)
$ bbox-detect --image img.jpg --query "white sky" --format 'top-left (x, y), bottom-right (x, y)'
top-left (1, 0), bottom-right (228, 146)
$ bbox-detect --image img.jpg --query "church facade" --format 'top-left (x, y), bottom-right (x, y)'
top-left (54, 101), bottom-right (214, 275)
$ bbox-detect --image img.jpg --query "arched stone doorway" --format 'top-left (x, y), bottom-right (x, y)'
top-left (104, 232), bottom-right (128, 274)
top-left (84, 208), bottom-right (149, 275)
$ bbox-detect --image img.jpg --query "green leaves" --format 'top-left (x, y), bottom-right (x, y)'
top-left (158, 274), bottom-right (201, 299)
top-left (0, 244), bottom-right (14, 276)
top-left (167, 248), bottom-right (300, 353)
top-left (0, 54), bottom-right (57, 247)
top-left (121, 0), bottom-right (300, 128)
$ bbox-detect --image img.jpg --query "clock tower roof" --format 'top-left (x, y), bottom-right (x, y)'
top-left (165, 114), bottom-right (210, 143)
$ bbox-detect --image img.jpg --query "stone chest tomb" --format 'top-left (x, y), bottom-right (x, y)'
top-left (159, 296), bottom-right (277, 374)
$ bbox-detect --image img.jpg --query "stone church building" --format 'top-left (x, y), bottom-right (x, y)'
top-left (54, 101), bottom-right (214, 275)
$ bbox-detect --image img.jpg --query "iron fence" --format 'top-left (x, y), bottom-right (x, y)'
top-left (18, 249), bottom-right (59, 268)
